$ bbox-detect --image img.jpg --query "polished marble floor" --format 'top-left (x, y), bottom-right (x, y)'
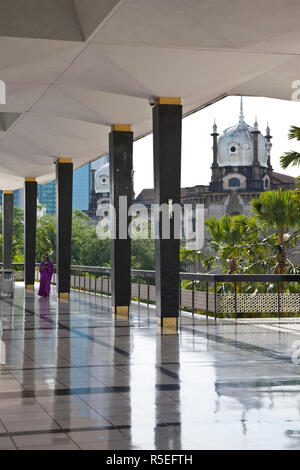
top-left (0, 284), bottom-right (300, 449)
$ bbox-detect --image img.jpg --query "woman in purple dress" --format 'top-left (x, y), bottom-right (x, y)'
top-left (38, 254), bottom-right (54, 298)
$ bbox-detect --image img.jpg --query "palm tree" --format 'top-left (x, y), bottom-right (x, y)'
top-left (280, 125), bottom-right (300, 193)
top-left (205, 214), bottom-right (255, 274)
top-left (280, 126), bottom-right (300, 169)
top-left (251, 189), bottom-right (300, 274)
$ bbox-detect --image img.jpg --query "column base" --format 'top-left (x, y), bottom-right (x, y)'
top-left (25, 284), bottom-right (34, 291)
top-left (157, 317), bottom-right (178, 335)
top-left (58, 292), bottom-right (69, 301)
top-left (112, 306), bottom-right (129, 320)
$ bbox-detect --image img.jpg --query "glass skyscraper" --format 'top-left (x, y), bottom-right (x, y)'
top-left (0, 188), bottom-right (25, 209)
top-left (36, 165), bottom-right (91, 215)
top-left (73, 164), bottom-right (90, 211)
top-left (8, 159), bottom-right (107, 214)
top-left (37, 180), bottom-right (56, 215)
top-left (13, 188), bottom-right (24, 209)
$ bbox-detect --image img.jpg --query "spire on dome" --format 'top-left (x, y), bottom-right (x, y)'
top-left (254, 116), bottom-right (258, 129)
top-left (239, 96), bottom-right (244, 123)
top-left (266, 122), bottom-right (270, 135)
top-left (213, 119), bottom-right (217, 133)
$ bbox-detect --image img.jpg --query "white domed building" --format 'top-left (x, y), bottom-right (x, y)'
top-left (210, 97), bottom-right (272, 196)
top-left (137, 97), bottom-right (295, 223)
top-left (88, 154), bottom-right (110, 220)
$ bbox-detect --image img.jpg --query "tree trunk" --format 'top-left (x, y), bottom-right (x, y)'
top-left (277, 233), bottom-right (286, 294)
top-left (229, 257), bottom-right (237, 274)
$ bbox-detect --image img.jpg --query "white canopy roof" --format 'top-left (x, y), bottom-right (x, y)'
top-left (0, 0), bottom-right (299, 189)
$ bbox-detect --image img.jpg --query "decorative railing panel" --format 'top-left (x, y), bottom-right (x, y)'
top-left (218, 293), bottom-right (300, 314)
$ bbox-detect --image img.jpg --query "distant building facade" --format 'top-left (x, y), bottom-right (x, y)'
top-left (73, 164), bottom-right (91, 212)
top-left (31, 164), bottom-right (92, 215)
top-left (37, 180), bottom-right (56, 215)
top-left (87, 155), bottom-right (110, 220)
top-left (12, 164), bottom-right (93, 215)
top-left (135, 98), bottom-right (298, 265)
top-left (136, 98), bottom-right (295, 221)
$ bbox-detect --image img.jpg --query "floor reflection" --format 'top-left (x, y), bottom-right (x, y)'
top-left (0, 286), bottom-right (300, 449)
top-left (38, 298), bottom-right (53, 330)
top-left (155, 335), bottom-right (181, 450)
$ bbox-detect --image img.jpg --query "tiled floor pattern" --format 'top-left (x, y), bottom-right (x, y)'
top-left (0, 284), bottom-right (300, 449)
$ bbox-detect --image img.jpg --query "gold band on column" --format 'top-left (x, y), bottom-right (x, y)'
top-left (3, 190), bottom-right (13, 194)
top-left (158, 97), bottom-right (181, 105)
top-left (25, 177), bottom-right (36, 182)
top-left (157, 317), bottom-right (178, 335)
top-left (59, 292), bottom-right (69, 300)
top-left (112, 306), bottom-right (129, 319)
top-left (25, 284), bottom-right (34, 291)
top-left (111, 124), bottom-right (132, 132)
top-left (57, 158), bottom-right (73, 164)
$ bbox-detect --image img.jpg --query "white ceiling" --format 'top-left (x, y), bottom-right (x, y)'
top-left (0, 0), bottom-right (299, 189)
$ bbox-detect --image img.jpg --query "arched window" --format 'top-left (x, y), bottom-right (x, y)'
top-left (228, 177), bottom-right (240, 187)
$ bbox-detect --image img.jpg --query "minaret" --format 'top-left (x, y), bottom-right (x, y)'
top-left (239, 96), bottom-right (245, 124)
top-left (265, 123), bottom-right (273, 168)
top-left (265, 123), bottom-right (273, 188)
top-left (251, 115), bottom-right (261, 187)
top-left (210, 120), bottom-right (220, 189)
top-left (252, 116), bottom-right (259, 164)
top-left (212, 120), bottom-right (219, 168)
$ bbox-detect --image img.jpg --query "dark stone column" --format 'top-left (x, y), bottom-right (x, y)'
top-left (109, 124), bottom-right (133, 319)
top-left (56, 158), bottom-right (73, 299)
top-left (2, 191), bottom-right (14, 269)
top-left (24, 178), bottom-right (37, 290)
top-left (153, 97), bottom-right (182, 334)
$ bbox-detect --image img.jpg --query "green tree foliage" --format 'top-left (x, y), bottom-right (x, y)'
top-left (36, 214), bottom-right (56, 262)
top-left (251, 189), bottom-right (300, 274)
top-left (205, 215), bottom-right (247, 273)
top-left (280, 126), bottom-right (300, 169)
top-left (131, 238), bottom-right (155, 270)
top-left (181, 215), bottom-right (269, 278)
top-left (2, 189), bottom-right (299, 279)
top-left (0, 206), bottom-right (24, 262)
top-left (202, 214), bottom-right (268, 274)
top-left (280, 125), bottom-right (300, 194)
top-left (71, 210), bottom-right (110, 266)
top-left (0, 206), bottom-right (156, 269)
top-left (182, 195), bottom-right (300, 282)
top-left (36, 210), bottom-right (111, 266)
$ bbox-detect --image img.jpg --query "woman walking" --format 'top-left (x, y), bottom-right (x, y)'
top-left (38, 254), bottom-right (54, 298)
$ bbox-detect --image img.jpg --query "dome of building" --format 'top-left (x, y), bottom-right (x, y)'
top-left (217, 98), bottom-right (269, 168)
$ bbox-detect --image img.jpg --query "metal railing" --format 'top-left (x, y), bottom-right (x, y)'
top-left (8, 264), bottom-right (300, 319)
